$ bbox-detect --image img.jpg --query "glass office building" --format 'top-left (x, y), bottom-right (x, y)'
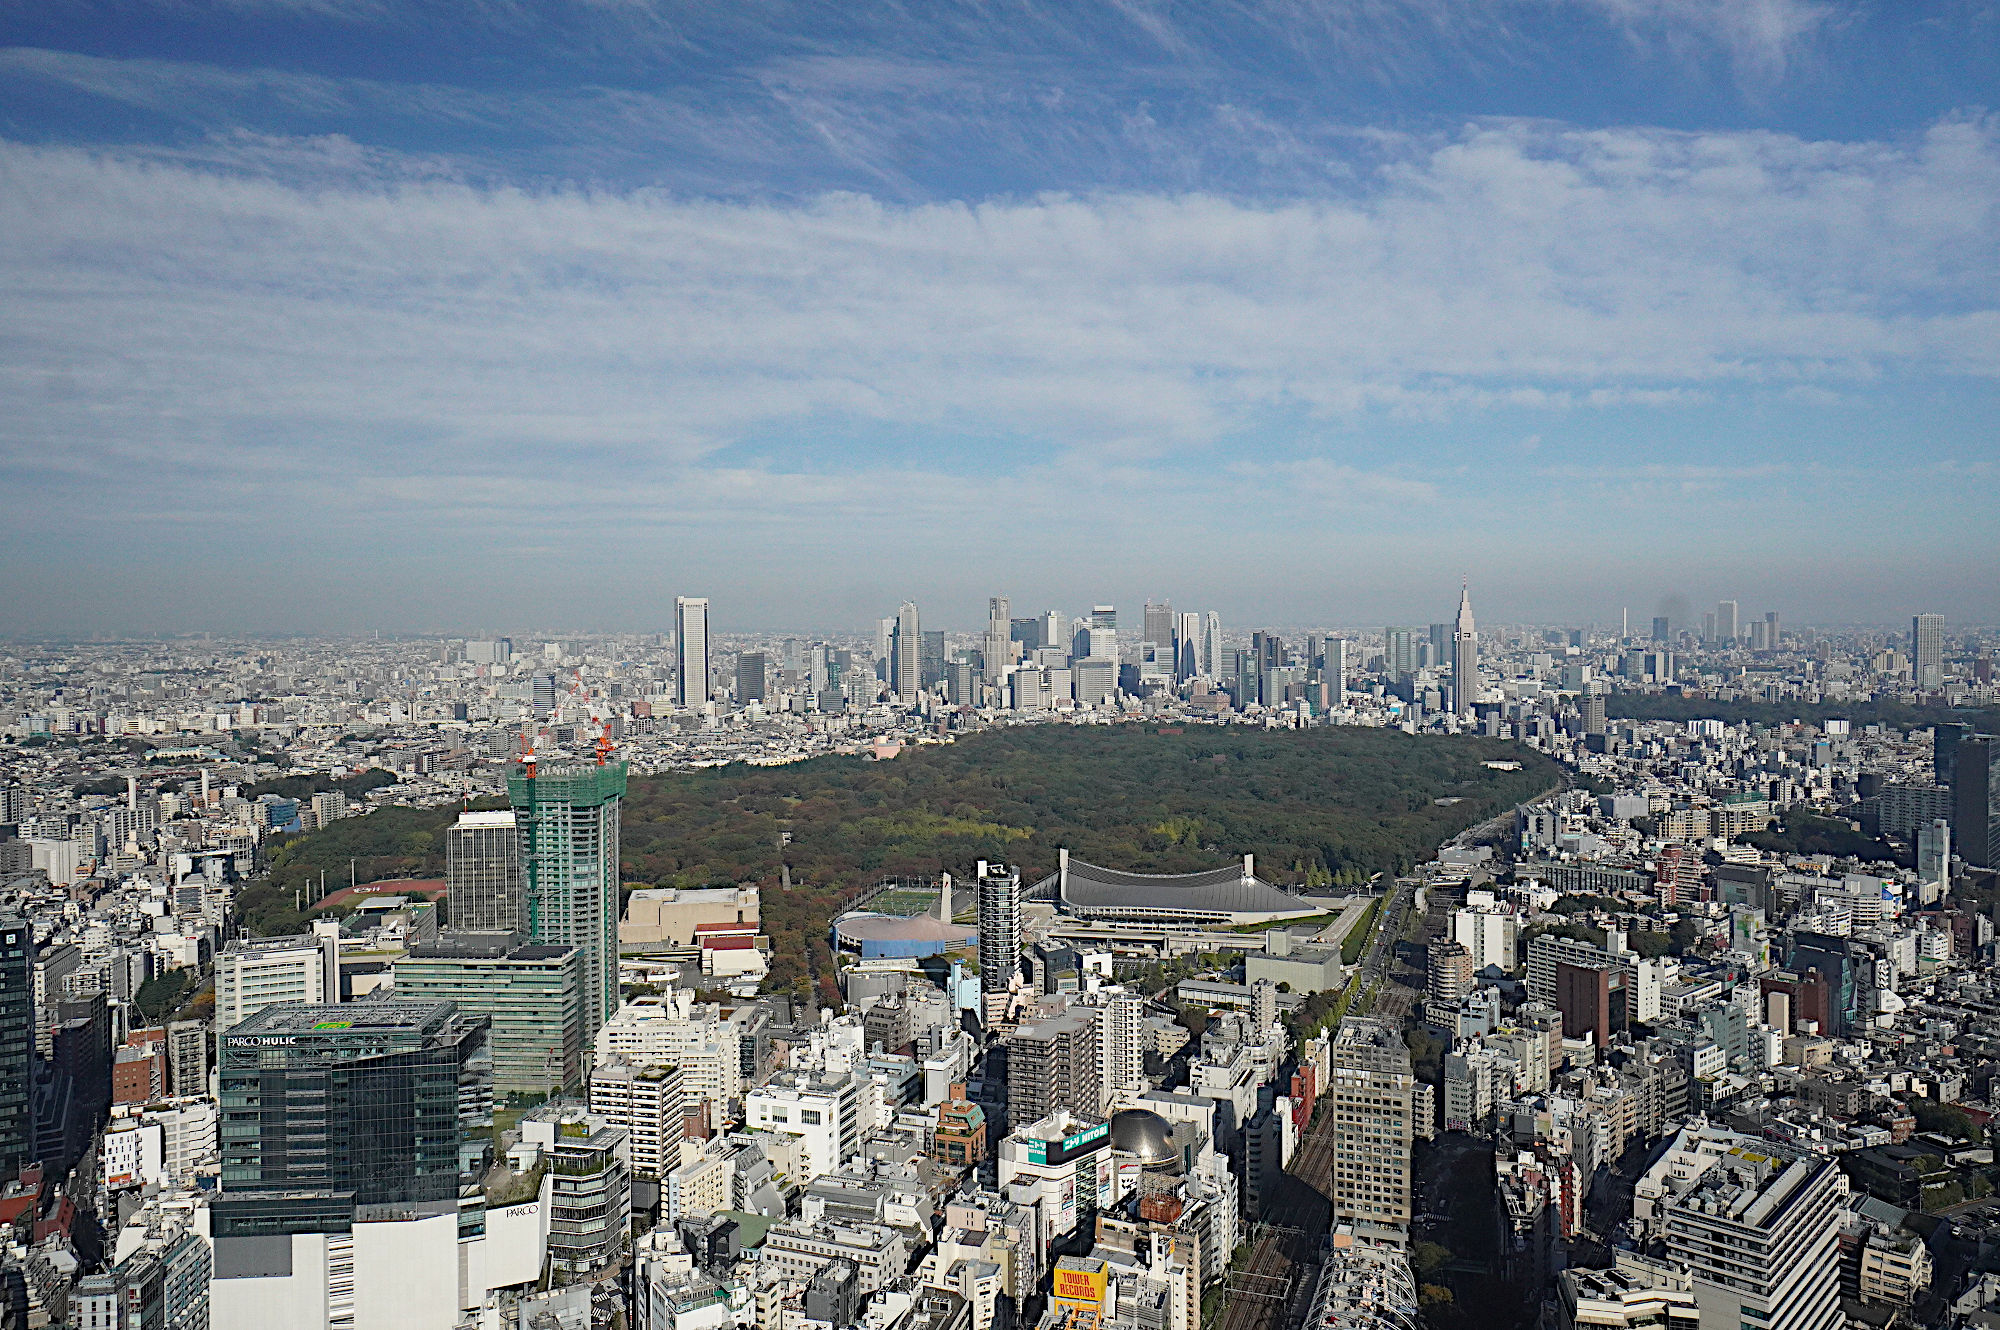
top-left (214, 1001), bottom-right (492, 1237)
top-left (394, 935), bottom-right (584, 1097)
top-left (507, 761), bottom-right (625, 1036)
top-left (0, 918), bottom-right (30, 1180)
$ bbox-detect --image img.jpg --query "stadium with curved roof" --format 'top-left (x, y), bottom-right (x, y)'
top-left (1028, 848), bottom-right (1323, 925)
top-left (832, 911), bottom-right (978, 959)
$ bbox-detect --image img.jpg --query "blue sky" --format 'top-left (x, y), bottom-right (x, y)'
top-left (1, 0), bottom-right (1996, 634)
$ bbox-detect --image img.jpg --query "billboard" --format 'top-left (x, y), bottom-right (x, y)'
top-left (1024, 1120), bottom-right (1109, 1167)
top-left (1053, 1263), bottom-right (1107, 1308)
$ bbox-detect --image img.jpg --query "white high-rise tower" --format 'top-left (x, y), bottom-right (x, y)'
top-left (674, 596), bottom-right (710, 708)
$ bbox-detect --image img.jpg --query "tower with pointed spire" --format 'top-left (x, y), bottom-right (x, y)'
top-left (1452, 580), bottom-right (1479, 718)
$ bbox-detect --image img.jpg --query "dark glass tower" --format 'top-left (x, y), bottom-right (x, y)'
top-left (0, 919), bottom-right (30, 1180)
top-left (213, 1002), bottom-right (491, 1237)
top-left (1953, 734), bottom-right (2000, 869)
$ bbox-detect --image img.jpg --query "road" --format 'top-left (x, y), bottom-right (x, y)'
top-left (1213, 781), bottom-right (1562, 1329)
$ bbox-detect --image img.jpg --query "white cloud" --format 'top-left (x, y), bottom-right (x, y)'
top-left (0, 113), bottom-right (1996, 618)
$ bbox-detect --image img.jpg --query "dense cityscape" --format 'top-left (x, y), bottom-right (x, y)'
top-left (0, 592), bottom-right (1997, 1330)
top-left (7, 2), bottom-right (1998, 1329)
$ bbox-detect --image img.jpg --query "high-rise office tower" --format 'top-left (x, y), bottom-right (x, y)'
top-left (736, 651), bottom-right (767, 704)
top-left (921, 631), bottom-right (947, 688)
top-left (1912, 613), bottom-right (1945, 689)
top-left (0, 919), bottom-right (29, 1181)
top-left (1011, 617), bottom-right (1044, 652)
top-left (1043, 611), bottom-right (1066, 661)
top-left (213, 1002), bottom-right (491, 1234)
top-left (1384, 627), bottom-right (1419, 677)
top-left (1937, 722), bottom-right (1972, 785)
top-left (1651, 616), bottom-right (1671, 643)
top-left (1324, 638), bottom-right (1349, 700)
top-left (448, 809), bottom-right (524, 934)
top-left (1175, 612), bottom-right (1200, 680)
top-left (1327, 1018), bottom-right (1414, 1226)
top-left (893, 601), bottom-right (922, 704)
top-left (1716, 600), bottom-right (1740, 645)
top-left (1702, 612), bottom-right (1717, 645)
top-left (986, 597), bottom-right (1012, 684)
top-left (674, 596), bottom-right (711, 708)
top-left (1088, 605), bottom-right (1118, 666)
top-left (1143, 601), bottom-right (1174, 661)
top-left (510, 760), bottom-right (626, 1034)
top-left (976, 860), bottom-right (1022, 1017)
top-left (1452, 582), bottom-right (1479, 717)
top-left (1952, 735), bottom-right (2000, 870)
top-left (1428, 623), bottom-right (1453, 669)
top-left (1202, 612), bottom-right (1222, 678)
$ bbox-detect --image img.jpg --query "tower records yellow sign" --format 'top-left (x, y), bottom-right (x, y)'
top-left (1052, 1265), bottom-right (1107, 1307)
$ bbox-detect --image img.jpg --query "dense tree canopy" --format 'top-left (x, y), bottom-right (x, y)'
top-left (245, 726), bottom-right (1563, 1001)
top-left (620, 726), bottom-right (1563, 996)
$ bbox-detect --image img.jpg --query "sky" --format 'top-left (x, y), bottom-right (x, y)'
top-left (2, 0), bottom-right (1997, 636)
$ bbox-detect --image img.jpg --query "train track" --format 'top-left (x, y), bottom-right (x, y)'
top-left (1216, 1101), bottom-right (1342, 1330)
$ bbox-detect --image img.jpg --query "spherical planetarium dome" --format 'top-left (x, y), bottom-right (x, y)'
top-left (1109, 1109), bottom-right (1177, 1170)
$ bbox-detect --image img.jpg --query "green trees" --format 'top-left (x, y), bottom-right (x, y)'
top-left (617, 726), bottom-right (1560, 996)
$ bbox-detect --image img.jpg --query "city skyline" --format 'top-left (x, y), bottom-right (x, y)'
top-left (3, 3), bottom-right (1998, 632)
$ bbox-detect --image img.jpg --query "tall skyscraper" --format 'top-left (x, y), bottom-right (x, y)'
top-left (976, 860), bottom-right (1022, 1019)
top-left (1202, 611), bottom-right (1222, 678)
top-left (1452, 582), bottom-right (1479, 717)
top-left (1089, 606), bottom-right (1118, 667)
top-left (735, 651), bottom-right (767, 704)
top-left (893, 601), bottom-right (922, 704)
top-left (1043, 611), bottom-right (1066, 661)
top-left (1912, 613), bottom-right (1945, 689)
top-left (0, 918), bottom-right (29, 1181)
top-left (1327, 1018), bottom-right (1414, 1226)
top-left (1175, 611), bottom-right (1201, 681)
top-left (1428, 622), bottom-right (1452, 669)
top-left (1937, 722), bottom-right (1972, 785)
top-left (1101, 988), bottom-right (1147, 1102)
top-left (1651, 616), bottom-right (1671, 643)
top-left (985, 596), bottom-right (1011, 684)
top-left (1384, 626), bottom-right (1419, 677)
top-left (1324, 638), bottom-right (1349, 700)
top-left (1143, 601), bottom-right (1174, 658)
top-left (1716, 599), bottom-right (1740, 644)
top-left (674, 596), bottom-right (711, 708)
top-left (921, 630), bottom-right (947, 688)
top-left (448, 809), bottom-right (523, 934)
top-left (1952, 735), bottom-right (2000, 870)
top-left (510, 760), bottom-right (626, 1034)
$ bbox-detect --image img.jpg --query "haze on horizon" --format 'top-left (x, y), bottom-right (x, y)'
top-left (2, 0), bottom-right (1997, 637)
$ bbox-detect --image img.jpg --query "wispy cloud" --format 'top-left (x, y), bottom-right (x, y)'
top-left (1, 114), bottom-right (1993, 546)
